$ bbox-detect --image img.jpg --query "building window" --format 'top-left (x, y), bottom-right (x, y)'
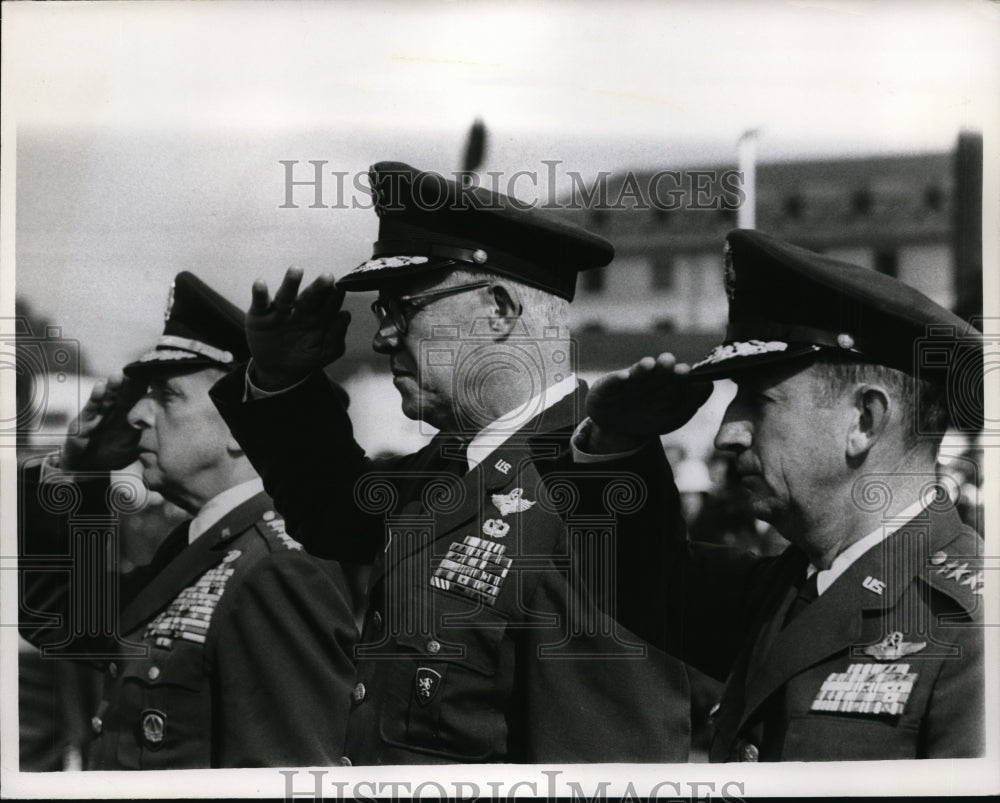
top-left (717, 207), bottom-right (737, 225)
top-left (874, 250), bottom-right (898, 277)
top-left (924, 185), bottom-right (944, 212)
top-left (581, 266), bottom-right (606, 293)
top-left (652, 207), bottom-right (671, 227)
top-left (850, 189), bottom-right (873, 216)
top-left (651, 257), bottom-right (674, 289)
top-left (784, 194), bottom-right (805, 220)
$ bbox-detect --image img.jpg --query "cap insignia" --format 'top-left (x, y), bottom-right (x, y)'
top-left (723, 240), bottom-right (736, 302)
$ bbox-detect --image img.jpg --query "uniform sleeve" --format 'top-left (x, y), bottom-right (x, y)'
top-left (921, 607), bottom-right (985, 758)
top-left (210, 367), bottom-right (381, 563)
top-left (581, 438), bottom-right (769, 681)
top-left (210, 550), bottom-right (358, 767)
top-left (18, 459), bottom-right (113, 650)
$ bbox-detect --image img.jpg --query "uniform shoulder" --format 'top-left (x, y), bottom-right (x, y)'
top-left (248, 509), bottom-right (306, 554)
top-left (922, 525), bottom-right (984, 618)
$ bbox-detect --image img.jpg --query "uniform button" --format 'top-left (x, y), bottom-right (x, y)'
top-left (108, 662), bottom-right (118, 678)
top-left (371, 611), bottom-right (383, 630)
top-left (427, 640), bottom-right (441, 654)
top-left (352, 682), bottom-right (366, 703)
top-left (340, 756), bottom-right (352, 767)
top-left (147, 666), bottom-right (160, 681)
top-left (740, 742), bottom-right (759, 762)
top-left (90, 716), bottom-right (103, 735)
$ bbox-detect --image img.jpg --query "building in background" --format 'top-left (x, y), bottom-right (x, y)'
top-left (568, 132), bottom-right (982, 345)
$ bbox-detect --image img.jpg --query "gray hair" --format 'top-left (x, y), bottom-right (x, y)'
top-left (448, 267), bottom-right (569, 333)
top-left (811, 355), bottom-right (948, 453)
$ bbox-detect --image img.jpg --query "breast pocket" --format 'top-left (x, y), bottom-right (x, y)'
top-left (782, 712), bottom-right (920, 761)
top-left (116, 644), bottom-right (210, 768)
top-left (377, 612), bottom-right (511, 761)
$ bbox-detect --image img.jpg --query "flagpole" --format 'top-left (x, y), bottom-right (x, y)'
top-left (738, 129), bottom-right (759, 229)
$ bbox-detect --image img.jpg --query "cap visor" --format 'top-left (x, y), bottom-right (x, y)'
top-left (336, 257), bottom-right (458, 292)
top-left (122, 350), bottom-right (219, 378)
top-left (688, 343), bottom-right (821, 380)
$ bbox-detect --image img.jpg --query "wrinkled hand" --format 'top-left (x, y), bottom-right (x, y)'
top-left (246, 267), bottom-right (352, 390)
top-left (585, 353), bottom-right (713, 449)
top-left (61, 374), bottom-right (144, 472)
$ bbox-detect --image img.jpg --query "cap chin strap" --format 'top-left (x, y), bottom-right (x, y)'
top-left (156, 335), bottom-right (234, 365)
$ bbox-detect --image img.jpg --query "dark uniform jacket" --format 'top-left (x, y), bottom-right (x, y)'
top-left (617, 450), bottom-right (985, 762)
top-left (19, 460), bottom-right (358, 769)
top-left (212, 369), bottom-right (691, 764)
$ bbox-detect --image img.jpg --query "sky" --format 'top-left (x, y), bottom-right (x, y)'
top-left (5, 1), bottom-right (998, 376)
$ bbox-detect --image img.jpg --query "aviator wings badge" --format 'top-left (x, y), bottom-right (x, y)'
top-left (491, 488), bottom-right (535, 517)
top-left (862, 631), bottom-right (926, 661)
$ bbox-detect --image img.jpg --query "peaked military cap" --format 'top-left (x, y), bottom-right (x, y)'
top-left (336, 161), bottom-right (615, 301)
top-left (689, 230), bottom-right (984, 430)
top-left (123, 272), bottom-right (250, 377)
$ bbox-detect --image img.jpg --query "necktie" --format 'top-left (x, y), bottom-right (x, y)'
top-left (783, 571), bottom-right (819, 627)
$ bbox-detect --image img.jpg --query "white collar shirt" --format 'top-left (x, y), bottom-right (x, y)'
top-left (808, 496), bottom-right (931, 595)
top-left (464, 374), bottom-right (579, 471)
top-left (187, 477), bottom-right (265, 544)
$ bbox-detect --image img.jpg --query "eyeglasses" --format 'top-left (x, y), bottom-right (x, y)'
top-left (371, 281), bottom-right (492, 335)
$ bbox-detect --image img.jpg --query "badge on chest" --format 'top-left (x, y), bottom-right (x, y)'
top-left (811, 662), bottom-right (918, 716)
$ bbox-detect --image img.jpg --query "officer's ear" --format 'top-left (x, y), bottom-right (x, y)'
top-left (487, 283), bottom-right (523, 339)
top-left (846, 384), bottom-right (891, 461)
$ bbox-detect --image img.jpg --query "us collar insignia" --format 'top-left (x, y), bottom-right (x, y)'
top-left (492, 488), bottom-right (535, 516)
top-left (862, 631), bottom-right (926, 661)
top-left (415, 667), bottom-right (442, 705)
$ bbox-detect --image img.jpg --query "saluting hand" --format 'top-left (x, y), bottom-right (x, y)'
top-left (585, 353), bottom-right (713, 451)
top-left (246, 267), bottom-right (352, 390)
top-left (61, 373), bottom-right (144, 472)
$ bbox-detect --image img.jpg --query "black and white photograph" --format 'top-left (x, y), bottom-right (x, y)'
top-left (2, 1), bottom-right (997, 799)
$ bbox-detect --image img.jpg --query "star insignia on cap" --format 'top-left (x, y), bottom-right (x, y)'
top-left (163, 281), bottom-right (175, 322)
top-left (369, 165), bottom-right (385, 216)
top-left (723, 240), bottom-right (736, 303)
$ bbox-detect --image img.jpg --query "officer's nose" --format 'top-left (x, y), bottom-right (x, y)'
top-left (126, 395), bottom-right (154, 430)
top-left (714, 400), bottom-right (752, 454)
top-left (372, 319), bottom-right (401, 354)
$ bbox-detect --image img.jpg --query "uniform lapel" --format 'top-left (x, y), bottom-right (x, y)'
top-left (376, 387), bottom-right (582, 575)
top-left (118, 491), bottom-right (272, 634)
top-left (735, 507), bottom-right (950, 731)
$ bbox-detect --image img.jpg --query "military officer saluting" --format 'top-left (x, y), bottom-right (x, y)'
top-left (211, 162), bottom-right (692, 763)
top-left (581, 230), bottom-right (985, 761)
top-left (20, 273), bottom-right (357, 769)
